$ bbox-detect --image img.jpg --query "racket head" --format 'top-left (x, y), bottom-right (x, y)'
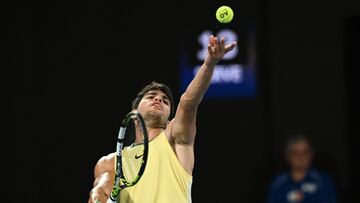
top-left (109, 111), bottom-right (149, 201)
top-left (120, 111), bottom-right (149, 186)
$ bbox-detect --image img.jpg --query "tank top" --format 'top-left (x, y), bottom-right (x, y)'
top-left (118, 131), bottom-right (193, 203)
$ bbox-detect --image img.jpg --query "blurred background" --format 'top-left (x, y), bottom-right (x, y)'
top-left (6, 0), bottom-right (359, 202)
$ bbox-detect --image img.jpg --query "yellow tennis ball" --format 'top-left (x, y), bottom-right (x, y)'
top-left (216, 6), bottom-right (234, 23)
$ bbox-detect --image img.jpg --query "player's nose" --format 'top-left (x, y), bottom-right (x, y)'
top-left (154, 95), bottom-right (163, 103)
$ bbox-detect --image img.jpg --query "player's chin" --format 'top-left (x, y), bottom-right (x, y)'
top-left (145, 109), bottom-right (163, 117)
top-left (149, 110), bottom-right (169, 121)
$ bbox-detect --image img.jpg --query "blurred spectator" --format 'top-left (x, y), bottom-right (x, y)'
top-left (266, 133), bottom-right (337, 203)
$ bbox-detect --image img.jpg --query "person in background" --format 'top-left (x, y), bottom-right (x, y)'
top-left (266, 133), bottom-right (337, 203)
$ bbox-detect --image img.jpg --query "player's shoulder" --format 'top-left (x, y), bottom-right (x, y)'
top-left (96, 152), bottom-right (116, 167)
top-left (94, 153), bottom-right (116, 177)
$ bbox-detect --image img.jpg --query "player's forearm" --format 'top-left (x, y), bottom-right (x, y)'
top-left (181, 61), bottom-right (216, 107)
top-left (89, 186), bottom-right (109, 202)
top-left (89, 172), bottom-right (113, 202)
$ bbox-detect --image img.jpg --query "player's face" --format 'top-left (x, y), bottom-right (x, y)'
top-left (137, 90), bottom-right (171, 123)
top-left (287, 140), bottom-right (313, 171)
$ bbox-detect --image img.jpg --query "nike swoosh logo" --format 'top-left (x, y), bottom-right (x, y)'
top-left (135, 154), bottom-right (143, 159)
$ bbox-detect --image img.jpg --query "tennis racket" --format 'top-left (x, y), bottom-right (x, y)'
top-left (106, 111), bottom-right (149, 203)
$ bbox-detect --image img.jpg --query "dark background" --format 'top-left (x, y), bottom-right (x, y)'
top-left (6, 0), bottom-right (360, 202)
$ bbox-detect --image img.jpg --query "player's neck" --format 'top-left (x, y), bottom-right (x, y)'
top-left (143, 117), bottom-right (167, 139)
top-left (146, 127), bottom-right (165, 141)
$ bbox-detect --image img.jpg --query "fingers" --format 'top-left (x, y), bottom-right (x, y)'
top-left (207, 44), bottom-right (215, 55)
top-left (209, 35), bottom-right (233, 48)
top-left (208, 35), bottom-right (237, 60)
top-left (209, 35), bottom-right (223, 48)
top-left (209, 35), bottom-right (215, 47)
top-left (219, 37), bottom-right (225, 45)
top-left (219, 37), bottom-right (225, 53)
top-left (224, 41), bottom-right (237, 53)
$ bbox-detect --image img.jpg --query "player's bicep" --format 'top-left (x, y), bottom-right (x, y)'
top-left (94, 154), bottom-right (115, 177)
top-left (170, 96), bottom-right (197, 145)
top-left (92, 154), bottom-right (116, 191)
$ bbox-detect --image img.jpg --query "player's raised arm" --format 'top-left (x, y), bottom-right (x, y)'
top-left (166, 35), bottom-right (236, 174)
top-left (181, 35), bottom-right (237, 109)
top-left (170, 35), bottom-right (237, 141)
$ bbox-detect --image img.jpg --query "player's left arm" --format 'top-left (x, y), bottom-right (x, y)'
top-left (166, 35), bottom-right (237, 175)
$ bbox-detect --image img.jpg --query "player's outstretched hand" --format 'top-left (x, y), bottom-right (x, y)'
top-left (205, 35), bottom-right (237, 66)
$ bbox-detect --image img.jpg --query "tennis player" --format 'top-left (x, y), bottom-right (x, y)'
top-left (88, 35), bottom-right (237, 203)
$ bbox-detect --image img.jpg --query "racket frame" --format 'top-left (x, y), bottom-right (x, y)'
top-left (108, 111), bottom-right (149, 202)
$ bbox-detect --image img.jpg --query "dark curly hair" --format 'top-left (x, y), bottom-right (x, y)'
top-left (131, 81), bottom-right (175, 120)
